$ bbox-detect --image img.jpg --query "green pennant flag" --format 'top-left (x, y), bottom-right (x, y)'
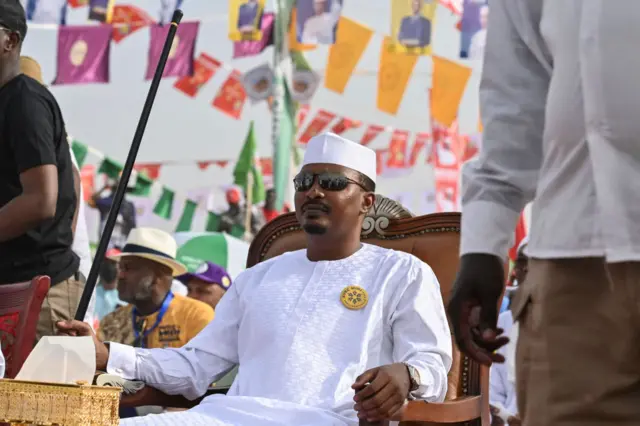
top-left (71, 140), bottom-right (88, 168)
top-left (130, 173), bottom-right (154, 197)
top-left (290, 50), bottom-right (311, 72)
top-left (98, 157), bottom-right (123, 180)
top-left (153, 187), bottom-right (175, 219)
top-left (272, 78), bottom-right (296, 210)
top-left (175, 199), bottom-right (198, 232)
top-left (206, 212), bottom-right (221, 232)
top-left (230, 224), bottom-right (245, 239)
top-left (233, 122), bottom-right (266, 204)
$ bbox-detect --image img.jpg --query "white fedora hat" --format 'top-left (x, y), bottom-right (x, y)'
top-left (108, 227), bottom-right (187, 276)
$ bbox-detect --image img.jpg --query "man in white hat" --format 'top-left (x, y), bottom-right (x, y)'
top-left (58, 133), bottom-right (452, 425)
top-left (93, 228), bottom-right (214, 350)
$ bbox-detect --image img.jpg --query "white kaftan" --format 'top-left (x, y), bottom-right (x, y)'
top-left (109, 244), bottom-right (452, 425)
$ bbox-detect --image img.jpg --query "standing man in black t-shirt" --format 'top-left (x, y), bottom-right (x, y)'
top-left (0, 0), bottom-right (84, 340)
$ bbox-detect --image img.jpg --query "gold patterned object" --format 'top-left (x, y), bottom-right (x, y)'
top-left (0, 379), bottom-right (121, 425)
top-left (340, 285), bottom-right (369, 310)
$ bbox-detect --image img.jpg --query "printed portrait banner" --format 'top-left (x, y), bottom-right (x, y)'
top-left (53, 25), bottom-right (112, 85)
top-left (289, 8), bottom-right (317, 52)
top-left (295, 0), bottom-right (343, 45)
top-left (146, 22), bottom-right (199, 80)
top-left (386, 130), bottom-right (410, 168)
top-left (408, 132), bottom-right (431, 167)
top-left (389, 0), bottom-right (437, 56)
top-left (233, 12), bottom-right (274, 59)
top-left (88, 0), bottom-right (115, 23)
top-left (460, 0), bottom-right (489, 59)
top-left (228, 0), bottom-right (266, 42)
top-left (174, 53), bottom-right (222, 98)
top-left (434, 169), bottom-right (459, 213)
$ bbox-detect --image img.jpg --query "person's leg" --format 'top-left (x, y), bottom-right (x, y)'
top-left (518, 258), bottom-right (640, 426)
top-left (35, 273), bottom-right (84, 341)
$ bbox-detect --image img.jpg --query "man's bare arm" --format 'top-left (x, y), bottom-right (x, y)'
top-left (0, 165), bottom-right (58, 242)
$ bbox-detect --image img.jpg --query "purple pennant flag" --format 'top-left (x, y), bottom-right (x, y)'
top-left (233, 13), bottom-right (274, 59)
top-left (53, 25), bottom-right (112, 85)
top-left (145, 22), bottom-right (199, 80)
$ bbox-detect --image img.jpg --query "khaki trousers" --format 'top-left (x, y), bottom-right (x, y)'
top-left (512, 258), bottom-right (640, 426)
top-left (35, 274), bottom-right (84, 342)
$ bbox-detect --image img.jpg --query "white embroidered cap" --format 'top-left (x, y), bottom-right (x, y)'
top-left (302, 132), bottom-right (377, 184)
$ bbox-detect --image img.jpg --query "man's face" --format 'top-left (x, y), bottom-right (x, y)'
top-left (411, 0), bottom-right (423, 14)
top-left (116, 256), bottom-right (161, 304)
top-left (313, 0), bottom-right (326, 15)
top-left (294, 163), bottom-right (374, 237)
top-left (186, 278), bottom-right (226, 309)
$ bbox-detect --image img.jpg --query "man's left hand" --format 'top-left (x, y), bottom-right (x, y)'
top-left (351, 363), bottom-right (410, 421)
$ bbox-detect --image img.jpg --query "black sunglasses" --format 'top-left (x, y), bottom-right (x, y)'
top-left (293, 172), bottom-right (366, 192)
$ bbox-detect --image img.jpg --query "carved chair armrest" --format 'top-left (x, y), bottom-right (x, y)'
top-left (119, 385), bottom-right (230, 409)
top-left (359, 396), bottom-right (483, 426)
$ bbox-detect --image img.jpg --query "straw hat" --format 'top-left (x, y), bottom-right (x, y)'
top-left (19, 56), bottom-right (45, 84)
top-left (108, 228), bottom-right (187, 276)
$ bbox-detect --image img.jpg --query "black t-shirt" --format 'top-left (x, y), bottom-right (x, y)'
top-left (0, 75), bottom-right (79, 285)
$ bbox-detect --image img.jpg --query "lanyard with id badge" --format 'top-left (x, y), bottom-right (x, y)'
top-left (132, 292), bottom-right (174, 348)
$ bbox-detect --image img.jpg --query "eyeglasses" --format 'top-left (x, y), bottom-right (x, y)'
top-left (293, 172), bottom-right (366, 192)
top-left (0, 26), bottom-right (19, 40)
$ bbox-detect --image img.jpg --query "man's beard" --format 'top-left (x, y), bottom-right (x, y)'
top-left (121, 275), bottom-right (154, 304)
top-left (303, 223), bottom-right (327, 235)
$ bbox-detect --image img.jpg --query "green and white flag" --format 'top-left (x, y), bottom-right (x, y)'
top-left (174, 232), bottom-right (250, 278)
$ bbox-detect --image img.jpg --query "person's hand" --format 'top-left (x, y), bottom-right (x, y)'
top-left (490, 405), bottom-right (506, 426)
top-left (447, 253), bottom-right (509, 366)
top-left (507, 415), bottom-right (522, 426)
top-left (351, 363), bottom-right (410, 422)
top-left (56, 320), bottom-right (110, 371)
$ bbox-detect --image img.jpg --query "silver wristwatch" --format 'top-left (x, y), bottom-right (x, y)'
top-left (404, 363), bottom-right (421, 393)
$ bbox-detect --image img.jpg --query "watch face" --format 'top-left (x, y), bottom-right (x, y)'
top-left (407, 364), bottom-right (420, 391)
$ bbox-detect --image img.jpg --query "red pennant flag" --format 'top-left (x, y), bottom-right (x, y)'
top-left (80, 165), bottom-right (95, 202)
top-left (69, 0), bottom-right (89, 7)
top-left (432, 119), bottom-right (463, 170)
top-left (174, 53), bottom-right (221, 98)
top-left (462, 134), bottom-right (480, 162)
top-left (259, 158), bottom-right (273, 176)
top-left (508, 213), bottom-right (528, 262)
top-left (215, 160), bottom-right (230, 168)
top-left (111, 5), bottom-right (154, 43)
top-left (134, 163), bottom-right (161, 180)
top-left (408, 132), bottom-right (430, 167)
top-left (197, 161), bottom-right (212, 170)
top-left (360, 125), bottom-right (385, 146)
top-left (212, 70), bottom-right (247, 120)
top-left (331, 118), bottom-right (362, 135)
top-left (386, 130), bottom-right (409, 168)
top-left (298, 110), bottom-right (336, 144)
top-left (297, 104), bottom-right (310, 128)
top-left (439, 0), bottom-right (462, 15)
top-left (375, 150), bottom-right (387, 175)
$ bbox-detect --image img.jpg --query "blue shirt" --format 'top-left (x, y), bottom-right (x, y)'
top-left (95, 284), bottom-right (126, 321)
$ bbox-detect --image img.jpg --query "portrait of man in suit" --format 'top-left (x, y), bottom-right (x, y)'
top-left (237, 0), bottom-right (261, 33)
top-left (397, 0), bottom-right (432, 48)
top-left (299, 0), bottom-right (342, 44)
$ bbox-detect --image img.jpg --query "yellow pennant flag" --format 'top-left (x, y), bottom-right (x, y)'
top-left (430, 56), bottom-right (472, 127)
top-left (377, 37), bottom-right (419, 115)
top-left (289, 8), bottom-right (316, 52)
top-left (324, 17), bottom-right (374, 94)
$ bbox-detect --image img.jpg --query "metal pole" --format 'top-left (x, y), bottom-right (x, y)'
top-left (74, 10), bottom-right (184, 321)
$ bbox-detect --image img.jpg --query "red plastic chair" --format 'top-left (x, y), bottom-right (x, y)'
top-left (0, 276), bottom-right (51, 378)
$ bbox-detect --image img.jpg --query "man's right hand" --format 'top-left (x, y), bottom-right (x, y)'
top-left (447, 253), bottom-right (509, 366)
top-left (56, 320), bottom-right (109, 371)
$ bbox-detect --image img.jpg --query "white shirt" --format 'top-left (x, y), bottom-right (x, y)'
top-left (489, 310), bottom-right (517, 423)
top-left (0, 348), bottom-right (4, 378)
top-left (468, 28), bottom-right (486, 60)
top-left (109, 244), bottom-right (452, 425)
top-left (460, 0), bottom-right (640, 262)
top-left (301, 1), bottom-right (341, 44)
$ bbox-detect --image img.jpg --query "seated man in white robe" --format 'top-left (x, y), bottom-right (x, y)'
top-left (57, 132), bottom-right (453, 426)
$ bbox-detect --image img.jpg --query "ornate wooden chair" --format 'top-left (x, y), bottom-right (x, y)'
top-left (0, 276), bottom-right (51, 378)
top-left (121, 196), bottom-right (489, 425)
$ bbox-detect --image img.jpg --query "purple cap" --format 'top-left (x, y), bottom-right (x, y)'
top-left (177, 261), bottom-right (232, 289)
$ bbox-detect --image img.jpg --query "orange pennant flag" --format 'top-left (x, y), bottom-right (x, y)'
top-left (430, 56), bottom-right (472, 127)
top-left (324, 17), bottom-right (373, 94)
top-left (377, 37), bottom-right (418, 115)
top-left (289, 8), bottom-right (316, 52)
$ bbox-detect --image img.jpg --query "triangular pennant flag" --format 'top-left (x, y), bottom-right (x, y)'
top-left (97, 157), bottom-right (123, 180)
top-left (146, 22), bottom-right (199, 80)
top-left (259, 158), bottom-right (273, 176)
top-left (175, 199), bottom-right (198, 232)
top-left (71, 140), bottom-right (89, 168)
top-left (230, 224), bottom-right (246, 239)
top-left (130, 173), bottom-right (153, 197)
top-left (68, 0), bottom-right (89, 8)
top-left (430, 56), bottom-right (472, 127)
top-left (205, 211), bottom-right (221, 232)
top-left (134, 164), bottom-right (161, 180)
top-left (212, 70), bottom-right (247, 119)
top-left (375, 149), bottom-right (387, 175)
top-left (297, 104), bottom-right (310, 127)
top-left (325, 17), bottom-right (373, 94)
top-left (298, 110), bottom-right (335, 144)
top-left (386, 130), bottom-right (409, 168)
top-left (111, 4), bottom-right (155, 43)
top-left (197, 161), bottom-right (212, 171)
top-left (377, 37), bottom-right (418, 115)
top-left (216, 161), bottom-right (230, 168)
top-left (174, 53), bottom-right (221, 98)
top-left (25, 0), bottom-right (68, 24)
top-left (360, 125), bottom-right (384, 146)
top-left (233, 12), bottom-right (275, 59)
top-left (88, 0), bottom-right (115, 23)
top-left (331, 118), bottom-right (362, 135)
top-left (53, 25), bottom-right (112, 85)
top-left (289, 8), bottom-right (317, 52)
top-left (153, 186), bottom-right (175, 219)
top-left (233, 122), bottom-right (266, 204)
top-left (409, 132), bottom-right (430, 166)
